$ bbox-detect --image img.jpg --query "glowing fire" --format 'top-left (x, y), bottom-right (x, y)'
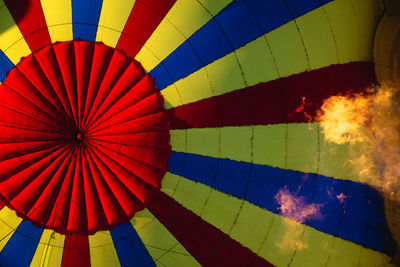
top-left (317, 85), bottom-right (400, 197)
top-left (288, 96), bottom-right (313, 121)
top-left (317, 85), bottom-right (400, 256)
top-left (275, 187), bottom-right (323, 223)
top-left (317, 92), bottom-right (373, 144)
top-left (274, 187), bottom-right (323, 251)
top-left (336, 193), bottom-right (347, 205)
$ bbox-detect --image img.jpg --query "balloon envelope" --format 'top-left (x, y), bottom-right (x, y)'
top-left (0, 0), bottom-right (396, 266)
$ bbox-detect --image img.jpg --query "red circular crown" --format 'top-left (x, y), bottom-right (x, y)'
top-left (0, 40), bottom-right (171, 234)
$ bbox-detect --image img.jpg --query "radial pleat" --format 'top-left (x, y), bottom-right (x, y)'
top-left (49, 148), bottom-right (76, 232)
top-left (84, 62), bottom-right (146, 130)
top-left (16, 54), bottom-right (71, 119)
top-left (91, 131), bottom-right (170, 149)
top-left (0, 83), bottom-right (64, 129)
top-left (91, 112), bottom-right (169, 136)
top-left (82, 43), bottom-right (114, 128)
top-left (0, 107), bottom-right (63, 135)
top-left (0, 40), bottom-right (170, 234)
top-left (5, 68), bottom-right (67, 123)
top-left (25, 147), bottom-right (74, 226)
top-left (53, 42), bottom-right (79, 126)
top-left (83, 50), bottom-right (134, 130)
top-left (85, 146), bottom-right (141, 226)
top-left (67, 148), bottom-right (88, 232)
top-left (34, 46), bottom-right (76, 120)
top-left (90, 94), bottom-right (165, 134)
top-left (0, 145), bottom-right (64, 184)
top-left (0, 145), bottom-right (69, 196)
top-left (87, 75), bottom-right (158, 131)
top-left (87, 142), bottom-right (161, 193)
top-left (7, 146), bottom-right (72, 215)
top-left (74, 41), bottom-right (94, 130)
top-left (0, 0), bottom-right (392, 266)
top-left (89, 146), bottom-right (143, 223)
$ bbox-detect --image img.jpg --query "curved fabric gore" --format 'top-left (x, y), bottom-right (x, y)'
top-left (0, 40), bottom-right (171, 234)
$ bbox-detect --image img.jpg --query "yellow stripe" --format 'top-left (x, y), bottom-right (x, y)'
top-left (0, 0), bottom-right (31, 64)
top-left (30, 230), bottom-right (65, 267)
top-left (135, 0), bottom-right (233, 71)
top-left (0, 206), bottom-right (23, 252)
top-left (95, 0), bottom-right (136, 48)
top-left (162, 172), bottom-right (212, 216)
top-left (161, 173), bottom-right (393, 266)
top-left (131, 209), bottom-right (200, 266)
top-left (88, 231), bottom-right (121, 267)
top-left (40, 0), bottom-right (73, 42)
top-left (161, 0), bottom-right (380, 109)
top-left (294, 7), bottom-right (337, 70)
top-left (323, 0), bottom-right (381, 64)
top-left (170, 123), bottom-right (377, 184)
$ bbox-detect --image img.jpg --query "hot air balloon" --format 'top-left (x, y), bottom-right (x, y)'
top-left (0, 0), bottom-right (397, 266)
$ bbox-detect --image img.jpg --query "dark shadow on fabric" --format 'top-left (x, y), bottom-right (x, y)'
top-left (0, 0), bottom-right (29, 34)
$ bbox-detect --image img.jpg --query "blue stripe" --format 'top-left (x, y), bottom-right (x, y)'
top-left (0, 51), bottom-right (15, 82)
top-left (0, 220), bottom-right (43, 267)
top-left (72, 0), bottom-right (103, 41)
top-left (168, 151), bottom-right (396, 255)
top-left (110, 223), bottom-right (156, 267)
top-left (150, 0), bottom-right (332, 89)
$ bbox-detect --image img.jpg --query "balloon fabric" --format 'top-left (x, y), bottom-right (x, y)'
top-left (0, 0), bottom-right (397, 266)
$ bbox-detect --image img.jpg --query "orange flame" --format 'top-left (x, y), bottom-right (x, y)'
top-left (275, 187), bottom-right (323, 223)
top-left (318, 85), bottom-right (400, 258)
top-left (274, 188), bottom-right (323, 252)
top-left (317, 85), bottom-right (400, 200)
top-left (336, 193), bottom-right (347, 205)
top-left (288, 96), bottom-right (313, 121)
top-left (317, 92), bottom-right (373, 144)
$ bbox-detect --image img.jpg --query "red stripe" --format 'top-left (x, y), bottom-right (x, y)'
top-left (62, 234), bottom-right (91, 267)
top-left (147, 191), bottom-right (273, 267)
top-left (168, 62), bottom-right (376, 129)
top-left (4, 0), bottom-right (51, 52)
top-left (116, 0), bottom-right (176, 58)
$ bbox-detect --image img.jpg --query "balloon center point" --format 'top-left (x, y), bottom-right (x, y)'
top-left (75, 132), bottom-right (84, 142)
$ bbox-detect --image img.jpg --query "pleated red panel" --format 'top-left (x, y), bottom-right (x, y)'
top-left (0, 40), bottom-right (171, 234)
